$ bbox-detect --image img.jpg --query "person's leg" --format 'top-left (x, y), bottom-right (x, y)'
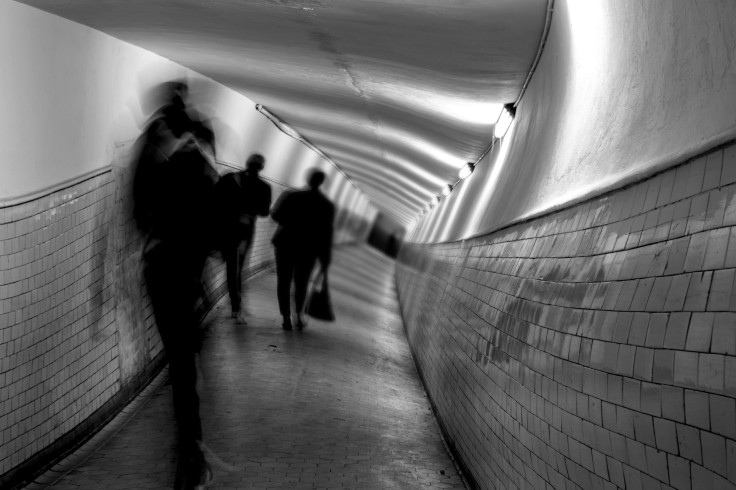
top-left (168, 335), bottom-right (201, 436)
top-left (274, 246), bottom-right (294, 329)
top-left (232, 238), bottom-right (248, 323)
top-left (238, 225), bottom-right (254, 309)
top-left (145, 248), bottom-right (208, 488)
top-left (168, 335), bottom-right (208, 488)
top-left (294, 254), bottom-right (317, 328)
top-left (241, 226), bottom-right (255, 295)
top-left (231, 225), bottom-right (253, 321)
top-left (241, 224), bottom-right (254, 262)
top-left (223, 239), bottom-right (240, 316)
top-left (180, 253), bottom-right (212, 488)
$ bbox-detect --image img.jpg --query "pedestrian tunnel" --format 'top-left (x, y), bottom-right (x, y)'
top-left (2, 1), bottom-right (736, 489)
top-left (19, 244), bottom-right (469, 489)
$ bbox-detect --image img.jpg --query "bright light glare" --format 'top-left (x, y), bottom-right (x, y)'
top-left (328, 150), bottom-right (438, 197)
top-left (377, 126), bottom-right (465, 168)
top-left (464, 123), bottom-right (515, 237)
top-left (430, 97), bottom-right (503, 126)
top-left (376, 84), bottom-right (503, 126)
top-left (458, 163), bottom-right (473, 180)
top-left (493, 105), bottom-right (515, 139)
top-left (440, 176), bottom-right (472, 242)
top-left (442, 184), bottom-right (452, 197)
top-left (382, 153), bottom-right (448, 188)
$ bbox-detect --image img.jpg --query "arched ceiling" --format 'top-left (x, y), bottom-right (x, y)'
top-left (18, 0), bottom-right (550, 227)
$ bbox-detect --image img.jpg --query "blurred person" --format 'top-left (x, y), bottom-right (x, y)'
top-left (271, 169), bottom-right (334, 330)
top-left (215, 153), bottom-right (272, 324)
top-left (131, 80), bottom-right (218, 490)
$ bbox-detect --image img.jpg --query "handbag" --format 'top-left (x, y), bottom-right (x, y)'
top-left (306, 269), bottom-right (335, 321)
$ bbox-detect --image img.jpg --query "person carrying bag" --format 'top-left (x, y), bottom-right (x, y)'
top-left (306, 268), bottom-right (334, 321)
top-left (271, 169), bottom-right (335, 330)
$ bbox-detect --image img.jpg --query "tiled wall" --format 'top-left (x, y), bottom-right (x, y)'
top-left (396, 142), bottom-right (736, 490)
top-left (0, 151), bottom-right (290, 488)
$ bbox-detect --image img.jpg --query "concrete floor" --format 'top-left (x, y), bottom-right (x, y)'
top-left (29, 245), bottom-right (467, 489)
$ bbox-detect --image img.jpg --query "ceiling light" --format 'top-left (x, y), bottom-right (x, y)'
top-left (431, 196), bottom-right (440, 206)
top-left (458, 162), bottom-right (474, 180)
top-left (442, 184), bottom-right (453, 197)
top-left (493, 103), bottom-right (516, 139)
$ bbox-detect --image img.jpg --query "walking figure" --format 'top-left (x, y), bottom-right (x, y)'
top-left (271, 169), bottom-right (335, 330)
top-left (216, 154), bottom-right (272, 323)
top-left (131, 80), bottom-right (217, 489)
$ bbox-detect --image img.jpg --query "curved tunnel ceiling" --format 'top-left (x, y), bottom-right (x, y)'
top-left (18, 0), bottom-right (550, 227)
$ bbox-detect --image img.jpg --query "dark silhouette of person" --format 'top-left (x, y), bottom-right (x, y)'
top-left (271, 169), bottom-right (335, 330)
top-left (131, 80), bottom-right (217, 489)
top-left (215, 154), bottom-right (272, 323)
top-left (387, 234), bottom-right (398, 257)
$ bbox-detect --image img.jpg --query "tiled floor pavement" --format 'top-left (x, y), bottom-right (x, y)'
top-left (29, 245), bottom-right (468, 489)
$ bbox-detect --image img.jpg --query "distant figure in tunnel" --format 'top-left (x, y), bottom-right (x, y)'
top-left (131, 80), bottom-right (217, 489)
top-left (215, 153), bottom-right (272, 324)
top-left (271, 169), bottom-right (335, 330)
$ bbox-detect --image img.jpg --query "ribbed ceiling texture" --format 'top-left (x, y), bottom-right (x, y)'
top-left (19, 0), bottom-right (550, 227)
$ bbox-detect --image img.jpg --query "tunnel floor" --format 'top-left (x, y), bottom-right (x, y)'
top-left (29, 245), bottom-right (466, 489)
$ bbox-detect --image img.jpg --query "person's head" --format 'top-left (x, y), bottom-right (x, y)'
top-left (246, 153), bottom-right (265, 173)
top-left (307, 169), bottom-right (326, 189)
top-left (161, 81), bottom-right (191, 137)
top-left (168, 80), bottom-right (189, 110)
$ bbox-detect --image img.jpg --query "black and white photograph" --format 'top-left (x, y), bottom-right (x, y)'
top-left (1, 1), bottom-right (735, 489)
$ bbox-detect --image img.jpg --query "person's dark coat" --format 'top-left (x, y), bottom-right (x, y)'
top-left (215, 170), bottom-right (272, 241)
top-left (271, 188), bottom-right (335, 265)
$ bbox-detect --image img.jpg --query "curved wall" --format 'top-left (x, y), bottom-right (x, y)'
top-left (398, 1), bottom-right (736, 489)
top-left (410, 0), bottom-right (736, 243)
top-left (398, 141), bottom-right (736, 489)
top-left (0, 2), bottom-right (374, 487)
top-left (0, 1), bottom-right (374, 216)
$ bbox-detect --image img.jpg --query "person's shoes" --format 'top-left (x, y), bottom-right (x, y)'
top-left (282, 317), bottom-right (293, 330)
top-left (296, 316), bottom-right (306, 330)
top-left (235, 313), bottom-right (247, 325)
top-left (193, 461), bottom-right (213, 489)
top-left (179, 447), bottom-right (213, 490)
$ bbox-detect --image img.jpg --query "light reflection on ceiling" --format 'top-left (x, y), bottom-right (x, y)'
top-left (17, 0), bottom-right (550, 227)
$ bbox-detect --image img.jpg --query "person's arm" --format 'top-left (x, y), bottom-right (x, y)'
top-left (270, 192), bottom-right (289, 224)
top-left (319, 203), bottom-right (335, 269)
top-left (132, 120), bottom-right (170, 234)
top-left (257, 183), bottom-right (272, 217)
